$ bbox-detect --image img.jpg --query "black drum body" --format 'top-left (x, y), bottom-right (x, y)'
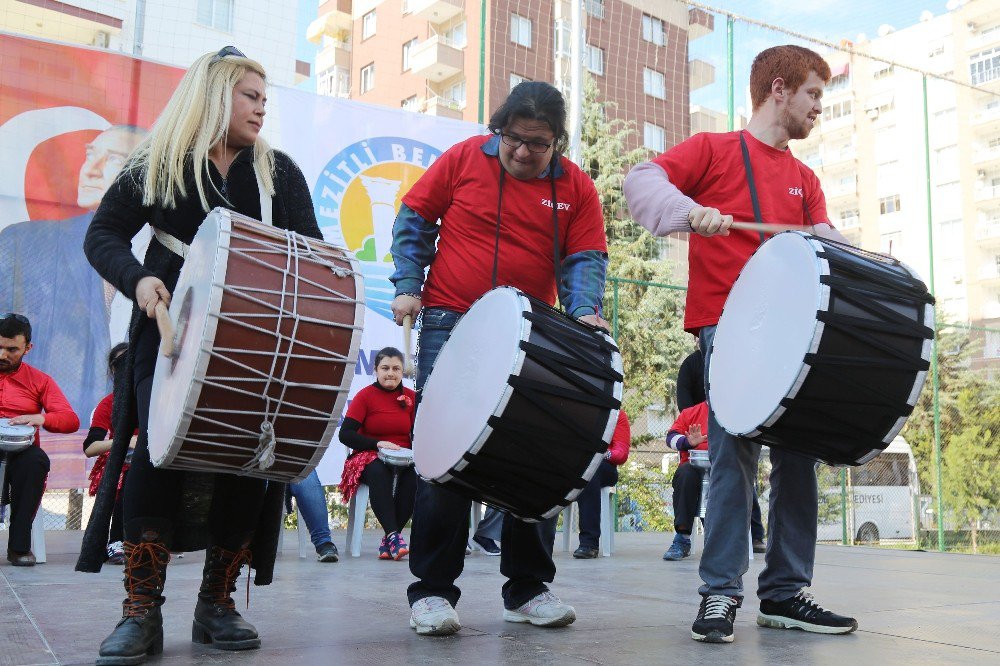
top-left (709, 232), bottom-right (934, 466)
top-left (413, 287), bottom-right (623, 521)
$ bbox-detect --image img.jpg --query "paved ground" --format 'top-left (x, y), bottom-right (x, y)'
top-left (2, 530), bottom-right (998, 665)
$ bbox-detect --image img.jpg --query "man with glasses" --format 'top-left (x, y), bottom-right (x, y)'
top-left (390, 82), bottom-right (609, 636)
top-left (0, 313), bottom-right (80, 566)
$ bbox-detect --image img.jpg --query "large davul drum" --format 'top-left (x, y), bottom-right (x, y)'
top-left (709, 232), bottom-right (934, 466)
top-left (148, 209), bottom-right (364, 483)
top-left (413, 287), bottom-right (623, 521)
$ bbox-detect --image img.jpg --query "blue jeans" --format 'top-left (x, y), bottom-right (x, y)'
top-left (697, 325), bottom-right (818, 602)
top-left (289, 469), bottom-right (333, 549)
top-left (407, 307), bottom-right (558, 609)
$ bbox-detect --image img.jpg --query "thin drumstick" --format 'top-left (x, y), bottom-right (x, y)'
top-left (402, 314), bottom-right (414, 377)
top-left (155, 301), bottom-right (174, 358)
top-left (729, 220), bottom-right (814, 234)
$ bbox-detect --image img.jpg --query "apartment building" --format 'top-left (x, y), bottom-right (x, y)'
top-left (790, 1), bottom-right (1000, 368)
top-left (308, 0), bottom-right (713, 152)
top-left (1, 0), bottom-right (308, 87)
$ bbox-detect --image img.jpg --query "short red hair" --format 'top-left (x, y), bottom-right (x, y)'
top-left (750, 45), bottom-right (832, 110)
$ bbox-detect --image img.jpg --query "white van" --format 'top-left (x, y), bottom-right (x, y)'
top-left (816, 436), bottom-right (920, 544)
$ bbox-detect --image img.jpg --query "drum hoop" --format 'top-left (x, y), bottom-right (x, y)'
top-left (423, 288), bottom-right (532, 481)
top-left (150, 209), bottom-right (232, 470)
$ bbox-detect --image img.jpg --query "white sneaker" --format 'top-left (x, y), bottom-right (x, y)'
top-left (409, 596), bottom-right (461, 636)
top-left (503, 591), bottom-right (576, 627)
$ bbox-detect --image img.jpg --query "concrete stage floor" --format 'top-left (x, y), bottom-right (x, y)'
top-left (2, 530), bottom-right (998, 665)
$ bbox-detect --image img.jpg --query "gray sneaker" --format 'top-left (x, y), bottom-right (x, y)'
top-left (503, 591), bottom-right (576, 627)
top-left (410, 596), bottom-right (461, 636)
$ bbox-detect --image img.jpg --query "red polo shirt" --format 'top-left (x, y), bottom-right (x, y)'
top-left (0, 362), bottom-right (80, 446)
top-left (669, 402), bottom-right (710, 466)
top-left (653, 130), bottom-right (828, 332)
top-left (402, 135), bottom-right (607, 313)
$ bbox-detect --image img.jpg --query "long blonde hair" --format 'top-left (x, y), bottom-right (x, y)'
top-left (130, 50), bottom-right (275, 211)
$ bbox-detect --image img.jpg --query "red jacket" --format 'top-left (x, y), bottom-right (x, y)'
top-left (0, 362), bottom-right (80, 446)
top-left (606, 410), bottom-right (631, 466)
top-left (666, 401), bottom-right (709, 465)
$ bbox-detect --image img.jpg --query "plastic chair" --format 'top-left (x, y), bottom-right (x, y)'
top-left (345, 483), bottom-right (370, 557)
top-left (561, 486), bottom-right (616, 556)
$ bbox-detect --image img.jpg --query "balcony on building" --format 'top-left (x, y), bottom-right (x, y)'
top-left (975, 184), bottom-right (1000, 203)
top-left (978, 262), bottom-right (1000, 282)
top-left (822, 145), bottom-right (857, 170)
top-left (421, 95), bottom-right (464, 120)
top-left (972, 102), bottom-right (1000, 131)
top-left (316, 40), bottom-right (351, 75)
top-left (307, 8), bottom-right (352, 44)
top-left (687, 8), bottom-right (714, 40)
top-left (411, 35), bottom-right (464, 83)
top-left (974, 142), bottom-right (1000, 169)
top-left (689, 59), bottom-right (715, 91)
top-left (0, 0), bottom-right (124, 49)
top-left (404, 0), bottom-right (463, 24)
top-left (825, 180), bottom-right (857, 200)
top-left (977, 219), bottom-right (1000, 245)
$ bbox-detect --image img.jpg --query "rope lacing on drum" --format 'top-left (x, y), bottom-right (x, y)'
top-left (249, 421), bottom-right (277, 471)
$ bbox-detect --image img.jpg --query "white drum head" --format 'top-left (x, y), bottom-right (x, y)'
top-left (413, 288), bottom-right (527, 480)
top-left (147, 210), bottom-right (230, 466)
top-left (709, 233), bottom-right (824, 436)
top-left (0, 418), bottom-right (35, 452)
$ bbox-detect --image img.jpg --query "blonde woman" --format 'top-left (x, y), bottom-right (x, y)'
top-left (81, 46), bottom-right (322, 665)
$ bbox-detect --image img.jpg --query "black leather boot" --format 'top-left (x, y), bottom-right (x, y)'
top-left (191, 538), bottom-right (261, 650)
top-left (96, 520), bottom-right (171, 665)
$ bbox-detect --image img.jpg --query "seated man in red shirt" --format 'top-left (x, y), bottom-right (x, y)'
top-left (573, 410), bottom-right (630, 559)
top-left (0, 313), bottom-right (80, 566)
top-left (662, 401), bottom-right (710, 561)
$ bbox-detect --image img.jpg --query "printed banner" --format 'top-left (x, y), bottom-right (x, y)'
top-left (0, 35), bottom-right (482, 488)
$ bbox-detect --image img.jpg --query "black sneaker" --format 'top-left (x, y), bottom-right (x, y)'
top-left (758, 591), bottom-right (858, 634)
top-left (573, 545), bottom-right (599, 559)
top-left (691, 594), bottom-right (741, 643)
top-left (472, 535), bottom-right (501, 556)
top-left (316, 542), bottom-right (339, 562)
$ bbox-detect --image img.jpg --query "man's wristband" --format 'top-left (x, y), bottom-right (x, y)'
top-left (398, 292), bottom-right (422, 300)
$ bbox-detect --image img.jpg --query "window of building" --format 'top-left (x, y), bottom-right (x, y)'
top-left (971, 47), bottom-right (1000, 85)
top-left (402, 38), bottom-right (418, 72)
top-left (586, 44), bottom-right (604, 75)
top-left (444, 21), bottom-right (467, 47)
top-left (360, 63), bottom-right (375, 94)
top-left (511, 14), bottom-right (532, 48)
top-left (822, 99), bottom-right (852, 121)
top-left (826, 73), bottom-right (850, 92)
top-left (839, 208), bottom-right (860, 228)
top-left (879, 194), bottom-right (901, 215)
top-left (553, 19), bottom-right (571, 58)
top-left (444, 80), bottom-right (466, 106)
top-left (928, 40), bottom-right (944, 58)
top-left (585, 0), bottom-right (605, 19)
top-left (643, 122), bottom-right (665, 152)
top-left (362, 10), bottom-right (376, 39)
top-left (401, 95), bottom-right (419, 111)
top-left (196, 0), bottom-right (233, 32)
top-left (642, 14), bottom-right (664, 46)
top-left (510, 73), bottom-right (531, 90)
top-left (873, 63), bottom-right (894, 79)
top-left (643, 67), bottom-right (666, 100)
top-left (318, 67), bottom-right (350, 98)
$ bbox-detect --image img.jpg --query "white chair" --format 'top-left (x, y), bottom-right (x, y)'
top-left (561, 486), bottom-right (616, 557)
top-left (0, 453), bottom-right (46, 563)
top-left (345, 483), bottom-right (370, 557)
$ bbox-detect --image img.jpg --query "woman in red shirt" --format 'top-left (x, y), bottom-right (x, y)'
top-left (339, 347), bottom-right (416, 560)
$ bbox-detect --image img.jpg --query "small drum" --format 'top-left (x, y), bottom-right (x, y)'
top-left (378, 447), bottom-right (414, 467)
top-left (413, 287), bottom-right (623, 522)
top-left (0, 418), bottom-right (35, 453)
top-left (148, 209), bottom-right (364, 483)
top-left (687, 449), bottom-right (711, 471)
top-left (709, 232), bottom-right (934, 466)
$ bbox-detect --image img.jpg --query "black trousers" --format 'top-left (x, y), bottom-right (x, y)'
top-left (576, 460), bottom-right (619, 549)
top-left (360, 459), bottom-right (416, 535)
top-left (122, 318), bottom-right (267, 546)
top-left (2, 446), bottom-right (50, 552)
top-left (672, 462), bottom-right (704, 535)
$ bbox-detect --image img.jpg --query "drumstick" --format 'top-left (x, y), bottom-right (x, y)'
top-left (729, 220), bottom-right (814, 234)
top-left (155, 301), bottom-right (174, 358)
top-left (402, 314), bottom-right (414, 377)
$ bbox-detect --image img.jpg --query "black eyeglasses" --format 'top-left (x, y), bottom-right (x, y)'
top-left (1, 313), bottom-right (30, 325)
top-left (498, 132), bottom-right (553, 154)
top-left (211, 45), bottom-right (246, 64)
